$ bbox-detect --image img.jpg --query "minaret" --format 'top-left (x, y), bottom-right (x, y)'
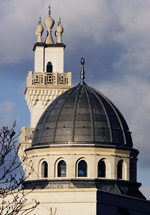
top-left (19, 7), bottom-right (72, 154)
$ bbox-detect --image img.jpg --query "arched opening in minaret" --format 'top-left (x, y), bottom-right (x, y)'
top-left (47, 61), bottom-right (53, 73)
top-left (117, 160), bottom-right (123, 179)
top-left (58, 160), bottom-right (66, 177)
top-left (41, 161), bottom-right (48, 178)
top-left (98, 159), bottom-right (106, 178)
top-left (130, 160), bottom-right (136, 182)
top-left (78, 160), bottom-right (87, 177)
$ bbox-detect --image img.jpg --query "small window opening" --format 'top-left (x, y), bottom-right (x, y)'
top-left (41, 161), bottom-right (48, 178)
top-left (47, 61), bottom-right (53, 73)
top-left (117, 160), bottom-right (123, 179)
top-left (130, 161), bottom-right (136, 181)
top-left (58, 160), bottom-right (66, 177)
top-left (98, 160), bottom-right (106, 177)
top-left (78, 160), bottom-right (87, 177)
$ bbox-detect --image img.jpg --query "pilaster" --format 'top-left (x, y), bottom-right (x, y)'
top-left (34, 44), bottom-right (44, 72)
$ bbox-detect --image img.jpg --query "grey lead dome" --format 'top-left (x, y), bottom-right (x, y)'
top-left (32, 82), bottom-right (133, 148)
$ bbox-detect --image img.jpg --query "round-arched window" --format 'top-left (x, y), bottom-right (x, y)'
top-left (117, 160), bottom-right (123, 179)
top-left (58, 160), bottom-right (66, 177)
top-left (78, 160), bottom-right (87, 177)
top-left (47, 61), bottom-right (53, 73)
top-left (130, 160), bottom-right (136, 181)
top-left (98, 159), bottom-right (106, 177)
top-left (41, 161), bottom-right (48, 178)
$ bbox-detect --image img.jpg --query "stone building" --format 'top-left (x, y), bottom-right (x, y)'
top-left (18, 8), bottom-right (150, 215)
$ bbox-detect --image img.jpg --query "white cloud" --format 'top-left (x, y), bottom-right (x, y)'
top-left (0, 0), bottom-right (48, 64)
top-left (1, 0), bottom-right (150, 69)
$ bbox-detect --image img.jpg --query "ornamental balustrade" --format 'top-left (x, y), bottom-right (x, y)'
top-left (25, 127), bottom-right (35, 141)
top-left (32, 72), bottom-right (70, 85)
top-left (19, 127), bottom-right (35, 143)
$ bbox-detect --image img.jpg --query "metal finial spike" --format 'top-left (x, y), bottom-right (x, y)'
top-left (58, 18), bottom-right (61, 26)
top-left (81, 57), bottom-right (85, 65)
top-left (59, 18), bottom-right (61, 25)
top-left (48, 5), bottom-right (51, 16)
top-left (38, 17), bottom-right (41, 25)
top-left (80, 57), bottom-right (85, 84)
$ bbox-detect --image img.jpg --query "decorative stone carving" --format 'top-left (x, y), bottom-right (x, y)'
top-left (55, 18), bottom-right (64, 44)
top-left (35, 18), bottom-right (44, 43)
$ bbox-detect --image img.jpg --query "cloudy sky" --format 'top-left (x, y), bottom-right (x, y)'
top-left (0, 0), bottom-right (150, 199)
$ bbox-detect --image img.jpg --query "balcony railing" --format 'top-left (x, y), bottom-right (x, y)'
top-left (19, 127), bottom-right (35, 143)
top-left (25, 127), bottom-right (35, 140)
top-left (27, 72), bottom-right (71, 87)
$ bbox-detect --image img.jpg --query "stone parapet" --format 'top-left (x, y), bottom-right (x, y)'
top-left (18, 127), bottom-right (33, 159)
top-left (26, 71), bottom-right (71, 88)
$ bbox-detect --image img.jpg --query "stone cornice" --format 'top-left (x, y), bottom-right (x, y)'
top-left (25, 87), bottom-right (70, 111)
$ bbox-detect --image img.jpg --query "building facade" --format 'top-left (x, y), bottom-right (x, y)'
top-left (18, 8), bottom-right (150, 215)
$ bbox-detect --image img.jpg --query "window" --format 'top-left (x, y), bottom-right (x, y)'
top-left (41, 161), bottom-right (48, 178)
top-left (78, 160), bottom-right (87, 177)
top-left (58, 160), bottom-right (66, 177)
top-left (130, 161), bottom-right (136, 181)
top-left (98, 159), bottom-right (106, 177)
top-left (117, 160), bottom-right (123, 179)
top-left (47, 61), bottom-right (53, 73)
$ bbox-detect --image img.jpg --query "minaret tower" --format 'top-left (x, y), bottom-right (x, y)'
top-left (19, 7), bottom-right (72, 154)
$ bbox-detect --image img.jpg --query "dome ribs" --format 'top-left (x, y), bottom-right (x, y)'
top-left (83, 84), bottom-right (95, 142)
top-left (71, 85), bottom-right (82, 142)
top-left (98, 94), bottom-right (126, 146)
top-left (32, 83), bottom-right (133, 148)
top-left (34, 93), bottom-right (62, 145)
top-left (74, 84), bottom-right (93, 142)
top-left (53, 86), bottom-right (78, 143)
top-left (106, 99), bottom-right (133, 147)
top-left (87, 86), bottom-right (113, 143)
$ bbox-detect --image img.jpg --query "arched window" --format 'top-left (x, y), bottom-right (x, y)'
top-left (98, 159), bottom-right (106, 177)
top-left (78, 160), bottom-right (87, 177)
top-left (47, 61), bottom-right (53, 73)
top-left (117, 160), bottom-right (123, 179)
top-left (41, 161), bottom-right (48, 178)
top-left (58, 160), bottom-right (66, 177)
top-left (130, 161), bottom-right (136, 181)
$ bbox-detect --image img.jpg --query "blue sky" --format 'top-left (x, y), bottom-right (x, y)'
top-left (0, 0), bottom-right (150, 199)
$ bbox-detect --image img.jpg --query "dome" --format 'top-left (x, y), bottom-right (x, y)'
top-left (32, 82), bottom-right (133, 148)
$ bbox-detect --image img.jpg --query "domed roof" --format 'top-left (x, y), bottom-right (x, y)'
top-left (32, 82), bottom-right (133, 148)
